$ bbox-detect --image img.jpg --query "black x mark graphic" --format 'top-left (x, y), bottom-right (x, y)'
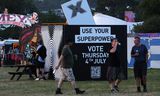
top-left (68, 0), bottom-right (86, 18)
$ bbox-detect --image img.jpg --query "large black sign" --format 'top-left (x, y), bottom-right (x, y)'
top-left (63, 25), bottom-right (127, 80)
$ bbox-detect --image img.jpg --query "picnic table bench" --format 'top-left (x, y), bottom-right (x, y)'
top-left (8, 64), bottom-right (36, 80)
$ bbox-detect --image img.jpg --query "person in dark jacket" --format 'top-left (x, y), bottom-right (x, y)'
top-left (55, 41), bottom-right (85, 94)
top-left (106, 38), bottom-right (122, 93)
top-left (35, 41), bottom-right (47, 80)
top-left (131, 36), bottom-right (148, 92)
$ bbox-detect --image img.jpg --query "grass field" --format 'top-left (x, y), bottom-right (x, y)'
top-left (0, 67), bottom-right (160, 96)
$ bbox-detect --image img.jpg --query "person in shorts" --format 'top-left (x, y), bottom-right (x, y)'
top-left (131, 36), bottom-right (148, 92)
top-left (106, 38), bottom-right (123, 93)
top-left (55, 41), bottom-right (85, 94)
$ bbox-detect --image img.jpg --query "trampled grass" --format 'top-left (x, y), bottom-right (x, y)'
top-left (0, 67), bottom-right (160, 96)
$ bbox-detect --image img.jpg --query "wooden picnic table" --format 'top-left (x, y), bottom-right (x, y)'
top-left (8, 64), bottom-right (36, 80)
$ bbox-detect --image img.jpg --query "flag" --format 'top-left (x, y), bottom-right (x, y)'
top-left (61, 0), bottom-right (95, 25)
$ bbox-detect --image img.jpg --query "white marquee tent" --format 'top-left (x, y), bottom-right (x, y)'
top-left (94, 13), bottom-right (127, 25)
top-left (0, 39), bottom-right (19, 46)
top-left (0, 41), bottom-right (4, 47)
top-left (93, 13), bottom-right (143, 33)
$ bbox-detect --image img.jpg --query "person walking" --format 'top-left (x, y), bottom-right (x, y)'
top-left (55, 41), bottom-right (85, 94)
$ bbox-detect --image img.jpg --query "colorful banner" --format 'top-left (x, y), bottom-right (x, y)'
top-left (0, 12), bottom-right (38, 28)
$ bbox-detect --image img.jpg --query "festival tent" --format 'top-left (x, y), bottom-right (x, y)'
top-left (0, 40), bottom-right (18, 46)
top-left (94, 13), bottom-right (160, 68)
top-left (93, 13), bottom-right (143, 33)
top-left (3, 39), bottom-right (19, 45)
top-left (93, 13), bottom-right (127, 25)
top-left (0, 41), bottom-right (4, 47)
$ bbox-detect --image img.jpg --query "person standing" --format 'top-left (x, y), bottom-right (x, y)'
top-left (55, 41), bottom-right (85, 94)
top-left (131, 36), bottom-right (148, 92)
top-left (0, 47), bottom-right (4, 67)
top-left (106, 38), bottom-right (122, 93)
top-left (35, 41), bottom-right (47, 80)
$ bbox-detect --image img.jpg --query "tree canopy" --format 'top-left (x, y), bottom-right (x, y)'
top-left (0, 0), bottom-right (38, 14)
top-left (96, 0), bottom-right (139, 19)
top-left (96, 0), bottom-right (160, 33)
top-left (134, 0), bottom-right (160, 33)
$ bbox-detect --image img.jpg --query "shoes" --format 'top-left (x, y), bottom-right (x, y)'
top-left (111, 89), bottom-right (117, 94)
top-left (42, 77), bottom-right (47, 80)
top-left (111, 86), bottom-right (119, 93)
top-left (35, 78), bottom-right (40, 81)
top-left (55, 88), bottom-right (63, 94)
top-left (40, 77), bottom-right (46, 80)
top-left (35, 77), bottom-right (46, 80)
top-left (143, 85), bottom-right (147, 92)
top-left (114, 86), bottom-right (119, 92)
top-left (137, 86), bottom-right (147, 92)
top-left (137, 87), bottom-right (141, 92)
top-left (55, 88), bottom-right (85, 94)
top-left (75, 88), bottom-right (85, 94)
top-left (143, 88), bottom-right (147, 92)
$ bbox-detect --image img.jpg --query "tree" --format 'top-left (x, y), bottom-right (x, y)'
top-left (96, 0), bottom-right (139, 19)
top-left (39, 11), bottom-right (65, 23)
top-left (0, 0), bottom-right (38, 14)
top-left (0, 27), bottom-right (22, 39)
top-left (134, 0), bottom-right (160, 33)
top-left (138, 0), bottom-right (160, 20)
